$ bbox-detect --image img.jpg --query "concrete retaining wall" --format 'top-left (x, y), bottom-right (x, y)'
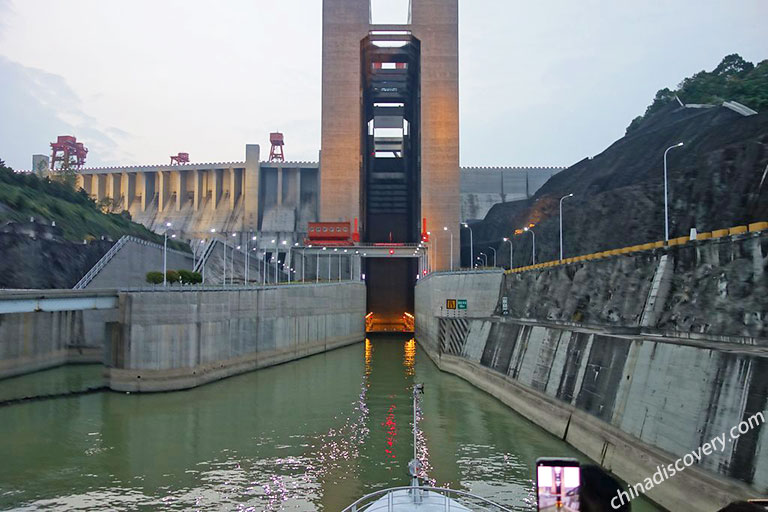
top-left (106, 281), bottom-right (366, 391)
top-left (415, 268), bottom-right (768, 511)
top-left (0, 309), bottom-right (107, 379)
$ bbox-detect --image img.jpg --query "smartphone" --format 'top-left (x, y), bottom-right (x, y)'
top-left (536, 457), bottom-right (581, 511)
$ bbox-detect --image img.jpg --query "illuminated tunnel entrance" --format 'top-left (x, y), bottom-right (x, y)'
top-left (361, 31), bottom-right (421, 333)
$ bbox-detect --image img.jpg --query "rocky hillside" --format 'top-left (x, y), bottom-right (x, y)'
top-left (468, 104), bottom-right (768, 268)
top-left (0, 232), bottom-right (114, 289)
top-left (0, 159), bottom-right (190, 288)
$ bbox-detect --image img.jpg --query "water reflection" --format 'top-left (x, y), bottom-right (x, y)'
top-left (0, 336), bottom-right (660, 511)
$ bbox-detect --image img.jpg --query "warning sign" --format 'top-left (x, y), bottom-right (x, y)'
top-left (446, 299), bottom-right (457, 310)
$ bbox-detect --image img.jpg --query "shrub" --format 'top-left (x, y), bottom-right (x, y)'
top-left (165, 270), bottom-right (180, 284)
top-left (177, 269), bottom-right (194, 284)
top-left (146, 271), bottom-right (164, 284)
top-left (190, 271), bottom-right (202, 284)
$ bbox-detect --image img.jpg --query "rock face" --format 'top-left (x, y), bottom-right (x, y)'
top-left (469, 105), bottom-right (768, 268)
top-left (0, 233), bottom-right (113, 289)
top-left (499, 232), bottom-right (768, 340)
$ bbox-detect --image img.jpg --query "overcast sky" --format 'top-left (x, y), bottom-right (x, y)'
top-left (0, 0), bottom-right (766, 170)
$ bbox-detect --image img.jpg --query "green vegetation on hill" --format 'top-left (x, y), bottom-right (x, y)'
top-left (627, 54), bottom-right (768, 134)
top-left (0, 159), bottom-right (189, 251)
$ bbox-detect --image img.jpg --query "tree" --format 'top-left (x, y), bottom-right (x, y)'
top-left (626, 54), bottom-right (767, 135)
top-left (52, 155), bottom-right (77, 190)
top-left (97, 197), bottom-right (119, 213)
top-left (713, 53), bottom-right (754, 77)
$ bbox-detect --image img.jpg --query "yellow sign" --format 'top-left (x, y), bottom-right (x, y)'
top-left (446, 299), bottom-right (457, 310)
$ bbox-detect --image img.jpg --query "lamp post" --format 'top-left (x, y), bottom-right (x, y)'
top-left (233, 245), bottom-right (239, 285)
top-left (559, 193), bottom-right (573, 261)
top-left (245, 234), bottom-right (256, 284)
top-left (488, 246), bottom-right (497, 268)
top-left (479, 252), bottom-right (487, 267)
top-left (425, 231), bottom-right (434, 273)
top-left (262, 250), bottom-right (267, 285)
top-left (523, 226), bottom-right (536, 264)
top-left (336, 248), bottom-right (341, 282)
top-left (201, 240), bottom-right (206, 284)
top-left (503, 237), bottom-right (513, 270)
top-left (270, 238), bottom-right (277, 284)
top-left (316, 248), bottom-right (320, 283)
top-left (663, 142), bottom-right (684, 241)
top-left (443, 226), bottom-right (454, 271)
top-left (162, 222), bottom-right (172, 287)
top-left (231, 233), bottom-right (237, 285)
top-left (462, 223), bottom-right (473, 270)
top-left (210, 228), bottom-right (224, 285)
top-left (354, 250), bottom-right (360, 281)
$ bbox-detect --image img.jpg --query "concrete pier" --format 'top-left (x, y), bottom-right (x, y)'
top-left (106, 282), bottom-right (366, 392)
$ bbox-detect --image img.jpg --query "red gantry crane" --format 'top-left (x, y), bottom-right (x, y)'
top-left (50, 135), bottom-right (88, 170)
top-left (170, 152), bottom-right (190, 165)
top-left (269, 132), bottom-right (285, 162)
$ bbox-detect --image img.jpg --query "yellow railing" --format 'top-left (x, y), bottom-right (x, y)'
top-left (505, 221), bottom-right (768, 274)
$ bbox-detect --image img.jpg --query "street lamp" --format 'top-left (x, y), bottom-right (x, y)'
top-left (162, 222), bottom-right (172, 287)
top-left (462, 223), bottom-right (473, 270)
top-left (523, 226), bottom-right (536, 264)
top-left (427, 231), bottom-right (437, 272)
top-left (270, 239), bottom-right (276, 283)
top-left (487, 246), bottom-right (497, 268)
top-left (663, 142), bottom-right (684, 241)
top-left (443, 226), bottom-right (454, 271)
top-left (231, 233), bottom-right (237, 285)
top-left (301, 247), bottom-right (305, 283)
top-left (210, 228), bottom-right (226, 285)
top-left (278, 240), bottom-right (287, 283)
top-left (245, 234), bottom-right (256, 284)
top-left (262, 250), bottom-right (267, 285)
top-left (503, 237), bottom-right (514, 270)
top-left (479, 252), bottom-right (487, 267)
top-left (559, 193), bottom-right (574, 261)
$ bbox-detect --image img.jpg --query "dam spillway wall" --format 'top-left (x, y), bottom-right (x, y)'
top-left (414, 231), bottom-right (768, 511)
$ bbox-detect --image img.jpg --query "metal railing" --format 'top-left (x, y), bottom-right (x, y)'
top-left (194, 238), bottom-right (216, 273)
top-left (73, 236), bottom-right (131, 289)
top-left (341, 486), bottom-right (515, 512)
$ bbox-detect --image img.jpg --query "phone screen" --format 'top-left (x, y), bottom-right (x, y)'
top-left (536, 458), bottom-right (581, 511)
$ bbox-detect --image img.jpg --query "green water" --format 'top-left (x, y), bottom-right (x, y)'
top-left (0, 338), bottom-right (661, 511)
top-left (0, 364), bottom-right (104, 404)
